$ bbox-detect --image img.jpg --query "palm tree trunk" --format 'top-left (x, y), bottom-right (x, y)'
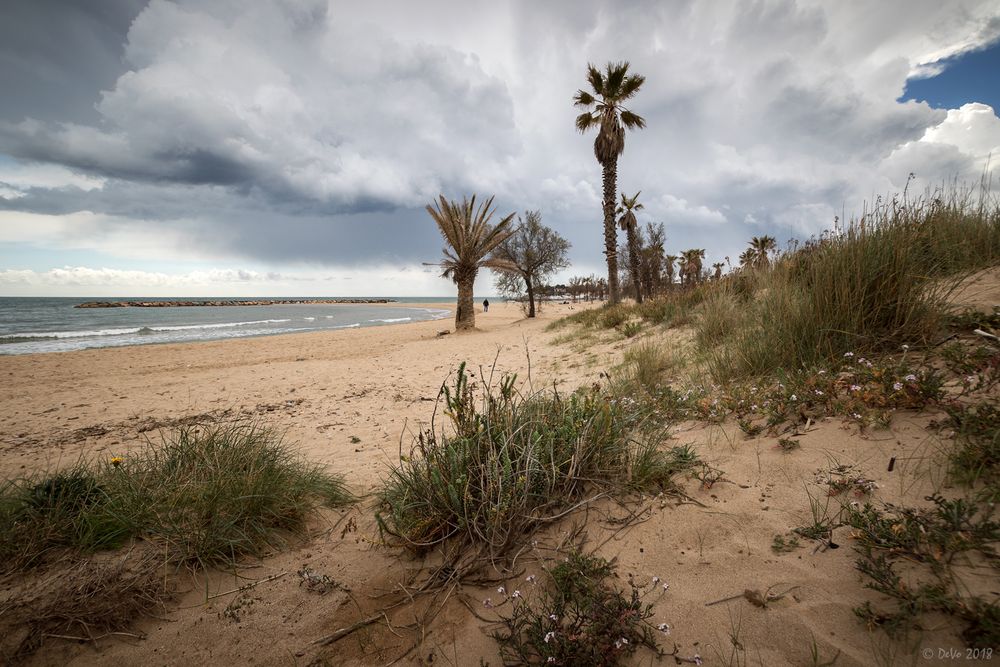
top-left (626, 225), bottom-right (643, 304)
top-left (456, 274), bottom-right (476, 330)
top-left (525, 278), bottom-right (536, 318)
top-left (601, 160), bottom-right (620, 304)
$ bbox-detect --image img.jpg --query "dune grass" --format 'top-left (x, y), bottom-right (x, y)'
top-left (0, 422), bottom-right (352, 572)
top-left (699, 189), bottom-right (1000, 379)
top-left (376, 363), bottom-right (697, 568)
top-left (551, 187), bottom-right (999, 382)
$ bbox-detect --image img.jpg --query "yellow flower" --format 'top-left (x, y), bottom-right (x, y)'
top-left (110, 456), bottom-right (123, 467)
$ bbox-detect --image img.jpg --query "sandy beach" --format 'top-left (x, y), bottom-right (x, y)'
top-left (2, 292), bottom-right (989, 666)
top-left (0, 302), bottom-right (591, 487)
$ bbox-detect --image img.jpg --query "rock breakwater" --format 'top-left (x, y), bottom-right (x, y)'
top-left (75, 299), bottom-right (397, 308)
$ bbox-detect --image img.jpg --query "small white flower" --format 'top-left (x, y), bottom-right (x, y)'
top-left (547, 658), bottom-right (556, 664)
top-left (651, 576), bottom-right (660, 585)
top-left (789, 394), bottom-right (797, 402)
top-left (694, 655), bottom-right (703, 666)
top-left (814, 390), bottom-right (824, 396)
top-left (657, 623), bottom-right (671, 634)
top-left (750, 404), bottom-right (758, 411)
top-left (526, 575), bottom-right (536, 584)
top-left (850, 384), bottom-right (862, 392)
top-left (844, 352), bottom-right (854, 358)
top-left (852, 412), bottom-right (863, 420)
top-left (662, 582), bottom-right (670, 591)
top-left (904, 374), bottom-right (917, 382)
top-left (483, 598), bottom-right (492, 608)
top-left (965, 375), bottom-right (976, 385)
top-left (544, 631), bottom-right (556, 643)
top-left (893, 382), bottom-right (903, 391)
top-left (497, 586), bottom-right (505, 595)
top-left (614, 638), bottom-right (630, 649)
top-left (511, 590), bottom-right (522, 599)
top-left (549, 614), bottom-right (558, 621)
top-left (902, 344), bottom-right (909, 351)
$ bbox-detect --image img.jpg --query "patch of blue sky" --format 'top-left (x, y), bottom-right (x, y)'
top-left (901, 40), bottom-right (1000, 112)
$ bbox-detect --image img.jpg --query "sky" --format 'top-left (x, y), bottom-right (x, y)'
top-left (1, 0), bottom-right (999, 297)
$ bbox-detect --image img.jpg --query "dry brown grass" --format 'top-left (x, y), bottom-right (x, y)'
top-left (0, 548), bottom-right (169, 663)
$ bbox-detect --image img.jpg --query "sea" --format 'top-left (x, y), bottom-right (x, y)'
top-left (0, 297), bottom-right (455, 355)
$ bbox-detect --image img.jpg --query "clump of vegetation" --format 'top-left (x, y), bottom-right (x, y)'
top-left (621, 320), bottom-right (642, 338)
top-left (771, 533), bottom-right (801, 553)
top-left (776, 437), bottom-right (801, 452)
top-left (699, 189), bottom-right (1000, 379)
top-left (944, 401), bottom-right (1000, 491)
top-left (0, 422), bottom-right (352, 571)
top-left (0, 550), bottom-right (168, 662)
top-left (376, 363), bottom-right (698, 569)
top-left (847, 495), bottom-right (1000, 647)
top-left (489, 551), bottom-right (670, 666)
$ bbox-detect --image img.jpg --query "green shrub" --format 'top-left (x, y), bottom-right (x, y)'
top-left (489, 551), bottom-right (669, 665)
top-left (376, 364), bottom-right (693, 565)
top-left (699, 189), bottom-right (1000, 380)
top-left (0, 422), bottom-right (352, 571)
top-left (600, 305), bottom-right (629, 329)
top-left (618, 341), bottom-right (678, 395)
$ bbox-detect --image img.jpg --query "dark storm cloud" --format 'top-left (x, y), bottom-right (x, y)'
top-left (0, 0), bottom-right (149, 124)
top-left (1, 0), bottom-right (1000, 278)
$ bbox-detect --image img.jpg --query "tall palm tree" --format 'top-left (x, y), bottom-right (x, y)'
top-left (616, 191), bottom-right (645, 303)
top-left (426, 195), bottom-right (515, 331)
top-left (747, 235), bottom-right (777, 269)
top-left (574, 61), bottom-right (646, 305)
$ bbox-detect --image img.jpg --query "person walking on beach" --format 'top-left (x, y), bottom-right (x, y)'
top-left (483, 299), bottom-right (490, 312)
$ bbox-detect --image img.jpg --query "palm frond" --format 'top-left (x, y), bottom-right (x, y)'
top-left (586, 63), bottom-right (603, 94)
top-left (573, 90), bottom-right (596, 107)
top-left (619, 109), bottom-right (646, 129)
top-left (619, 73), bottom-right (645, 99)
top-left (575, 112), bottom-right (598, 132)
top-left (605, 61), bottom-right (628, 98)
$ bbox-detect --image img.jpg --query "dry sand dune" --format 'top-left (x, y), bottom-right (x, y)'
top-left (0, 291), bottom-right (995, 665)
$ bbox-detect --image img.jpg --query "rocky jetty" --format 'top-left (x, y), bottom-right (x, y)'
top-left (75, 298), bottom-right (397, 308)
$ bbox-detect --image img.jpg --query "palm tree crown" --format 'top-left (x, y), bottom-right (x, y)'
top-left (746, 235), bottom-right (777, 269)
top-left (428, 195), bottom-right (516, 281)
top-left (616, 191), bottom-right (644, 229)
top-left (573, 62), bottom-right (647, 163)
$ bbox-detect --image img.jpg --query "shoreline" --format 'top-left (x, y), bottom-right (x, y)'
top-left (0, 302), bottom-right (457, 357)
top-left (74, 298), bottom-right (402, 308)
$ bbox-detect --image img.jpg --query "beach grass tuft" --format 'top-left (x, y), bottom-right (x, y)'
top-left (376, 363), bottom-right (695, 566)
top-left (0, 421), bottom-right (352, 571)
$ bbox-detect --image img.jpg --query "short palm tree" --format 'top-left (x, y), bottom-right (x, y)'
top-left (680, 248), bottom-right (705, 285)
top-left (427, 195), bottom-right (515, 331)
top-left (712, 262), bottom-right (724, 281)
top-left (574, 61), bottom-right (646, 305)
top-left (616, 191), bottom-right (645, 303)
top-left (747, 235), bottom-right (777, 269)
